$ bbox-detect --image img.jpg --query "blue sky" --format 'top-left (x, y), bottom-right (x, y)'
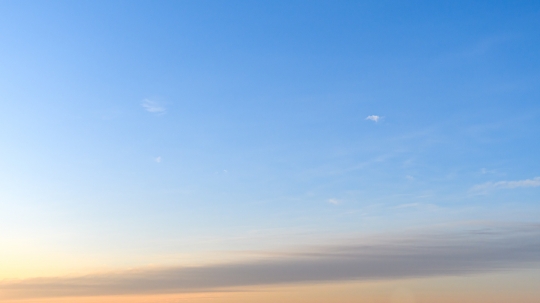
top-left (1, 1), bottom-right (540, 282)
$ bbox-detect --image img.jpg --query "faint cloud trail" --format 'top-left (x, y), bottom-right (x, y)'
top-left (142, 99), bottom-right (166, 114)
top-left (471, 177), bottom-right (540, 193)
top-left (328, 198), bottom-right (340, 205)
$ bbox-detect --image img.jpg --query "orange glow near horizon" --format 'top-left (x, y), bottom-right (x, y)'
top-left (2, 268), bottom-right (540, 303)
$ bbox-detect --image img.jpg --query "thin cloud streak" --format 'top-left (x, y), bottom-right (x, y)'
top-left (142, 99), bottom-right (166, 114)
top-left (471, 177), bottom-right (540, 193)
top-left (1, 226), bottom-right (540, 299)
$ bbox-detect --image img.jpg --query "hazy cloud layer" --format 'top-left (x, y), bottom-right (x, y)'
top-left (471, 177), bottom-right (540, 193)
top-left (2, 226), bottom-right (540, 299)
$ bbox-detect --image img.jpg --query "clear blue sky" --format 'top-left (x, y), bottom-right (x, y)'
top-left (1, 0), bottom-right (540, 268)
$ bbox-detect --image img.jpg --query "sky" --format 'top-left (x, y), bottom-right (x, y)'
top-left (1, 1), bottom-right (540, 302)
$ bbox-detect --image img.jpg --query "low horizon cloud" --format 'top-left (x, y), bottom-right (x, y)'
top-left (1, 225), bottom-right (540, 299)
top-left (142, 99), bottom-right (166, 114)
top-left (366, 115), bottom-right (380, 122)
top-left (471, 177), bottom-right (540, 193)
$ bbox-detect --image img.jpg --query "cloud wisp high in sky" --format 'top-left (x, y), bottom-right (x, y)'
top-left (365, 115), bottom-right (380, 122)
top-left (2, 225), bottom-right (539, 299)
top-left (141, 99), bottom-right (166, 114)
top-left (471, 177), bottom-right (540, 193)
top-left (327, 198), bottom-right (339, 205)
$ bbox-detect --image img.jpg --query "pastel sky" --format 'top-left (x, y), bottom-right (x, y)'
top-left (1, 1), bottom-right (540, 302)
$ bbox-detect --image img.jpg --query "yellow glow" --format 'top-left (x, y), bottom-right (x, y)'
top-left (2, 268), bottom-right (540, 303)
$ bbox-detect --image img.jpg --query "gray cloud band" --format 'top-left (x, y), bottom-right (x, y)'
top-left (2, 226), bottom-right (540, 299)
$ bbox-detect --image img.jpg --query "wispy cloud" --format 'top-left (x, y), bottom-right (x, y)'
top-left (365, 115), bottom-right (380, 122)
top-left (2, 226), bottom-right (540, 299)
top-left (480, 168), bottom-right (498, 175)
top-left (462, 34), bottom-right (515, 58)
top-left (142, 99), bottom-right (166, 114)
top-left (155, 156), bottom-right (162, 163)
top-left (471, 177), bottom-right (540, 193)
top-left (328, 198), bottom-right (339, 205)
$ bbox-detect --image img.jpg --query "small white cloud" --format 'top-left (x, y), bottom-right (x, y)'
top-left (142, 99), bottom-right (166, 114)
top-left (328, 198), bottom-right (339, 205)
top-left (155, 156), bottom-right (162, 163)
top-left (471, 177), bottom-right (540, 193)
top-left (406, 175), bottom-right (415, 181)
top-left (366, 115), bottom-right (380, 122)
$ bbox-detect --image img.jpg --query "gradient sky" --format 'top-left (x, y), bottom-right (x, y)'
top-left (1, 1), bottom-right (540, 302)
